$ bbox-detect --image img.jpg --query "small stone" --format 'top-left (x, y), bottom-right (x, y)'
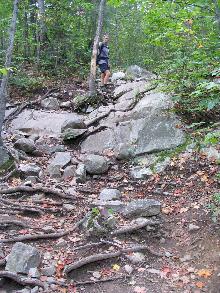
top-left (42, 226), bottom-right (55, 233)
top-left (147, 268), bottom-right (160, 275)
top-left (55, 239), bottom-right (68, 249)
top-left (24, 176), bottom-right (38, 184)
top-left (41, 97), bottom-right (59, 110)
top-left (60, 101), bottom-right (72, 108)
top-left (63, 204), bottom-right (75, 211)
top-left (92, 271), bottom-right (101, 279)
top-left (124, 264), bottom-right (134, 274)
top-left (50, 284), bottom-right (57, 290)
top-left (32, 193), bottom-right (44, 201)
top-left (75, 163), bottom-right (86, 183)
top-left (160, 238), bottom-right (166, 244)
top-left (41, 265), bottom-right (56, 277)
top-left (29, 267), bottom-right (40, 278)
top-left (19, 163), bottom-right (42, 177)
top-left (14, 138), bottom-right (36, 154)
top-left (127, 252), bottom-right (145, 264)
top-left (180, 254), bottom-right (192, 262)
top-left (99, 188), bottom-right (121, 201)
top-left (188, 223), bottom-right (200, 232)
top-left (43, 252), bottom-right (52, 260)
top-left (84, 154), bottom-right (109, 175)
top-left (47, 277), bottom-right (55, 284)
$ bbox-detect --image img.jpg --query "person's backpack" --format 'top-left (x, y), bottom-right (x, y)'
top-left (96, 43), bottom-right (104, 65)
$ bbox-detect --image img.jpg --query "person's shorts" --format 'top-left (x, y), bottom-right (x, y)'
top-left (99, 63), bottom-right (110, 73)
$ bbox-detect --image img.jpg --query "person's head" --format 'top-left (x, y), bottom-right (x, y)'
top-left (102, 34), bottom-right (109, 44)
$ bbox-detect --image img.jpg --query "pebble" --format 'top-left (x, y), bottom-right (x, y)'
top-left (188, 223), bottom-right (200, 232)
top-left (127, 252), bottom-right (145, 264)
top-left (124, 264), bottom-right (134, 274)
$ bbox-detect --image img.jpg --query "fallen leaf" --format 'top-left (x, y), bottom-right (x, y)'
top-left (112, 264), bottom-right (120, 271)
top-left (197, 268), bottom-right (212, 278)
top-left (195, 281), bottom-right (205, 288)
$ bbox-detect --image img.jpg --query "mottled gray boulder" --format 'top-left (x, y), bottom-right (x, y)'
top-left (41, 97), bottom-right (59, 110)
top-left (61, 117), bottom-right (86, 132)
top-left (19, 163), bottom-right (42, 177)
top-left (84, 155), bottom-right (109, 175)
top-left (111, 71), bottom-right (125, 82)
top-left (47, 152), bottom-right (71, 178)
top-left (75, 163), bottom-right (86, 183)
top-left (122, 199), bottom-right (161, 218)
top-left (6, 242), bottom-right (41, 274)
top-left (81, 88), bottom-right (185, 157)
top-left (125, 65), bottom-right (156, 80)
top-left (99, 188), bottom-right (121, 201)
top-left (14, 138), bottom-right (36, 154)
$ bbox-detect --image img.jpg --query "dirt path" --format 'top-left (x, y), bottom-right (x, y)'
top-left (0, 81), bottom-right (219, 293)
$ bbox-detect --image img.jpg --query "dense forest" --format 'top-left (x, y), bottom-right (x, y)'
top-left (0, 1), bottom-right (220, 293)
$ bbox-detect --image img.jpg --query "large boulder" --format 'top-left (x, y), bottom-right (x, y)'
top-left (6, 242), bottom-right (41, 274)
top-left (81, 84), bottom-right (185, 157)
top-left (84, 155), bottom-right (109, 175)
top-left (14, 138), bottom-right (36, 154)
top-left (125, 65), bottom-right (156, 80)
top-left (122, 199), bottom-right (161, 218)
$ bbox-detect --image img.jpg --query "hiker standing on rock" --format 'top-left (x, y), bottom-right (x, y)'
top-left (97, 34), bottom-right (111, 89)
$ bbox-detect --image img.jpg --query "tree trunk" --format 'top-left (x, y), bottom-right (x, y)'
top-left (37, 0), bottom-right (46, 44)
top-left (0, 0), bottom-right (20, 146)
top-left (88, 0), bottom-right (106, 97)
top-left (213, 0), bottom-right (220, 32)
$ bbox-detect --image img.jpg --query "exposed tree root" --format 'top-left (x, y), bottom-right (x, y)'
top-left (0, 199), bottom-right (43, 215)
top-left (111, 218), bottom-right (159, 236)
top-left (0, 219), bottom-right (29, 228)
top-left (64, 244), bottom-right (163, 274)
top-left (0, 185), bottom-right (74, 200)
top-left (0, 270), bottom-right (45, 288)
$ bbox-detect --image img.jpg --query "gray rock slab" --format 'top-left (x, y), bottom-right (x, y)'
top-left (111, 71), bottom-right (125, 82)
top-left (122, 199), bottom-right (161, 218)
top-left (84, 154), bottom-right (109, 175)
top-left (75, 163), bottom-right (86, 183)
top-left (99, 188), bottom-right (121, 201)
top-left (61, 117), bottom-right (86, 132)
top-left (6, 242), bottom-right (41, 274)
top-left (92, 200), bottom-right (125, 212)
top-left (9, 110), bottom-right (85, 137)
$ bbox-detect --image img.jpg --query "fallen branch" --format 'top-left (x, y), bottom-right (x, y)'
top-left (111, 218), bottom-right (159, 236)
top-left (0, 185), bottom-right (74, 199)
top-left (0, 270), bottom-right (45, 288)
top-left (64, 244), bottom-right (163, 274)
top-left (0, 218), bottom-right (84, 243)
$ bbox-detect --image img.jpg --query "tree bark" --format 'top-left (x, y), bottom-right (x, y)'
top-left (0, 0), bottom-right (20, 146)
top-left (88, 0), bottom-right (106, 97)
top-left (213, 0), bottom-right (220, 32)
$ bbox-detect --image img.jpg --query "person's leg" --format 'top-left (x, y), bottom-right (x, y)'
top-left (104, 70), bottom-right (111, 85)
top-left (101, 72), bottom-right (105, 86)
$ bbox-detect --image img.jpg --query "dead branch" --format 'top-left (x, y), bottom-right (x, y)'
top-left (111, 219), bottom-right (159, 236)
top-left (0, 185), bottom-right (74, 199)
top-left (0, 218), bottom-right (84, 243)
top-left (64, 244), bottom-right (163, 274)
top-left (0, 270), bottom-right (45, 288)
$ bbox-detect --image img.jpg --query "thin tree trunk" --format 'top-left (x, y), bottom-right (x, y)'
top-left (213, 0), bottom-right (220, 32)
top-left (88, 0), bottom-right (106, 97)
top-left (0, 0), bottom-right (20, 146)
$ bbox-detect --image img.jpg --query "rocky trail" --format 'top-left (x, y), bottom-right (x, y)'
top-left (0, 66), bottom-right (220, 293)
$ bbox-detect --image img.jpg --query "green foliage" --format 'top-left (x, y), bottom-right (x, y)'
top-left (9, 72), bottom-right (44, 92)
top-left (208, 193), bottom-right (220, 223)
top-left (204, 131), bottom-right (220, 145)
